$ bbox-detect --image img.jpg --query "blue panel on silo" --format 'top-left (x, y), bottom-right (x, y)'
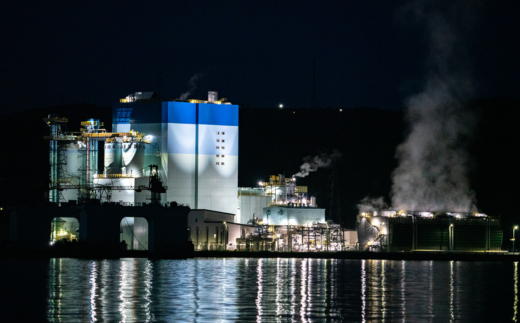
top-left (198, 103), bottom-right (239, 126)
top-left (113, 102), bottom-right (162, 125)
top-left (166, 101), bottom-right (197, 124)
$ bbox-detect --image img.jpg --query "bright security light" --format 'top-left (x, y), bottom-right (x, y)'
top-left (279, 104), bottom-right (283, 108)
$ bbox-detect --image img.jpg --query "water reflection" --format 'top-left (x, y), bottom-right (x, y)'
top-left (515, 262), bottom-right (518, 322)
top-left (0, 258), bottom-right (507, 322)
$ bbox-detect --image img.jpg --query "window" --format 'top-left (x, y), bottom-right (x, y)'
top-left (216, 139), bottom-right (220, 142)
top-left (222, 146), bottom-right (225, 149)
top-left (216, 162), bottom-right (220, 165)
top-left (221, 155), bottom-right (225, 158)
top-left (216, 131), bottom-right (220, 135)
top-left (216, 154), bottom-right (219, 157)
top-left (216, 146), bottom-right (219, 149)
top-left (222, 140), bottom-right (225, 143)
top-left (221, 162), bottom-right (225, 165)
top-left (222, 132), bottom-right (225, 135)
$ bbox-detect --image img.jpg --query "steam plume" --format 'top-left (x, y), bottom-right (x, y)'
top-left (358, 197), bottom-right (388, 213)
top-left (294, 150), bottom-right (342, 178)
top-left (179, 73), bottom-right (204, 100)
top-left (391, 1), bottom-right (479, 212)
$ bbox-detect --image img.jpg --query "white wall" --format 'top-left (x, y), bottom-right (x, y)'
top-left (263, 206), bottom-right (326, 225)
top-left (237, 195), bottom-right (271, 224)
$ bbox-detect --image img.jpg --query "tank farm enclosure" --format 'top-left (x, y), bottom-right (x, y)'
top-left (358, 211), bottom-right (503, 252)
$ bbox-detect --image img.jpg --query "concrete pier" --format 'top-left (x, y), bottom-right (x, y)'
top-left (9, 205), bottom-right (191, 258)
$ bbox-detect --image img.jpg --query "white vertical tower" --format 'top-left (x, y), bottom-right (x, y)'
top-left (112, 97), bottom-right (239, 215)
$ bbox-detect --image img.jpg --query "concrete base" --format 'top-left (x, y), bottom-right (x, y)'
top-left (9, 205), bottom-right (191, 259)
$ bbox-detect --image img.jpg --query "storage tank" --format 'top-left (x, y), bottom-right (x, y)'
top-left (104, 142), bottom-right (122, 175)
top-left (122, 142), bottom-right (145, 177)
top-left (65, 143), bottom-right (84, 180)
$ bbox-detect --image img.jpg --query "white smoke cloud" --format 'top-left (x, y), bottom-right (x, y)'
top-left (358, 197), bottom-right (388, 213)
top-left (179, 73), bottom-right (204, 100)
top-left (390, 1), bottom-right (479, 212)
top-left (294, 150), bottom-right (342, 178)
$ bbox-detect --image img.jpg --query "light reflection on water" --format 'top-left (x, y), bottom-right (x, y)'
top-left (0, 258), bottom-right (516, 322)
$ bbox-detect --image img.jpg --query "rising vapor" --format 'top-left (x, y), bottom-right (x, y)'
top-left (294, 150), bottom-right (342, 178)
top-left (179, 73), bottom-right (204, 100)
top-left (390, 1), bottom-right (480, 212)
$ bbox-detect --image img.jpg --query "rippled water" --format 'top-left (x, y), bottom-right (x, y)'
top-left (0, 258), bottom-right (516, 322)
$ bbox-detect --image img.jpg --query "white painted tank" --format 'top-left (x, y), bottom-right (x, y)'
top-left (104, 142), bottom-right (122, 175)
top-left (65, 143), bottom-right (84, 180)
top-left (122, 142), bottom-right (145, 177)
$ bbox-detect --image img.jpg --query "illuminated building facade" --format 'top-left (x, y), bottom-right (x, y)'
top-left (112, 93), bottom-right (239, 214)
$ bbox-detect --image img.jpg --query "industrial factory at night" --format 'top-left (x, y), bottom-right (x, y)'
top-left (0, 89), bottom-right (507, 258)
top-left (3, 91), bottom-right (361, 257)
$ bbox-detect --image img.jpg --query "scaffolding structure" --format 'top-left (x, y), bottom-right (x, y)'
top-left (44, 116), bottom-right (153, 205)
top-left (238, 221), bottom-right (347, 252)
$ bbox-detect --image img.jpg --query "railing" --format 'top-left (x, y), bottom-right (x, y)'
top-left (94, 174), bottom-right (135, 179)
top-left (364, 233), bottom-right (386, 251)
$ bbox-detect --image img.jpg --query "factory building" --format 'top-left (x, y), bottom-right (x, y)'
top-left (54, 91), bottom-right (237, 212)
top-left (234, 174), bottom-right (357, 251)
top-left (358, 210), bottom-right (503, 252)
top-left (110, 91), bottom-right (239, 214)
top-left (44, 93), bottom-right (359, 253)
top-left (187, 209), bottom-right (255, 251)
top-left (44, 91), bottom-right (238, 252)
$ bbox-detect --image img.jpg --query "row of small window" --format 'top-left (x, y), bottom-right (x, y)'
top-left (216, 139), bottom-right (225, 142)
top-left (216, 132), bottom-right (225, 135)
top-left (216, 146), bottom-right (225, 149)
top-left (216, 154), bottom-right (225, 158)
top-left (216, 162), bottom-right (225, 165)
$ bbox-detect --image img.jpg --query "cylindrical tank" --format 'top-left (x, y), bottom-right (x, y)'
top-left (104, 142), bottom-right (122, 175)
top-left (65, 143), bottom-right (84, 179)
top-left (310, 196), bottom-right (317, 207)
top-left (122, 142), bottom-right (145, 177)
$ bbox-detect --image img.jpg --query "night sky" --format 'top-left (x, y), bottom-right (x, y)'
top-left (2, 0), bottom-right (519, 113)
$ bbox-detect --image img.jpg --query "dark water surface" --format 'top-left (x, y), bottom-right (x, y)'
top-left (0, 258), bottom-right (516, 322)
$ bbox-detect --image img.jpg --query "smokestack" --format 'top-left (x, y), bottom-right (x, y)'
top-left (208, 91), bottom-right (218, 103)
